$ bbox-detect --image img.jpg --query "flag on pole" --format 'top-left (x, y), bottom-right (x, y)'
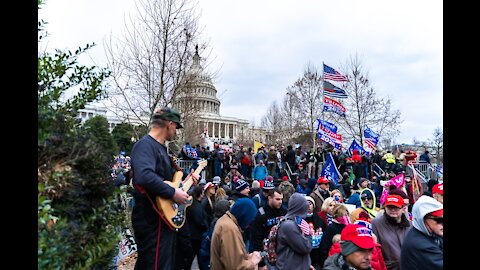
top-left (348, 139), bottom-right (366, 156)
top-left (318, 127), bottom-right (342, 149)
top-left (316, 119), bottom-right (338, 133)
top-left (379, 173), bottom-right (405, 205)
top-left (323, 63), bottom-right (349, 81)
top-left (409, 165), bottom-right (424, 203)
top-left (323, 96), bottom-right (346, 117)
top-left (323, 81), bottom-right (348, 99)
top-left (364, 126), bottom-right (379, 149)
top-left (253, 141), bottom-right (265, 153)
top-left (320, 152), bottom-right (341, 185)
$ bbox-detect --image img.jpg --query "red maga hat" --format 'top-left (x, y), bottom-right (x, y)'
top-left (432, 183), bottom-right (443, 195)
top-left (341, 224), bottom-right (381, 249)
top-left (384, 195), bottom-right (405, 208)
top-left (429, 209), bottom-right (443, 217)
top-left (317, 177), bottom-right (330, 184)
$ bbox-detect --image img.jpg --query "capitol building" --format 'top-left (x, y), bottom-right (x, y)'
top-left (173, 48), bottom-right (269, 147)
top-left (78, 48), bottom-right (270, 147)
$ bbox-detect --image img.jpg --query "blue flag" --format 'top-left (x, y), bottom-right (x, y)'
top-left (348, 139), bottom-right (366, 156)
top-left (364, 126), bottom-right (379, 150)
top-left (320, 152), bottom-right (341, 185)
top-left (316, 119), bottom-right (338, 133)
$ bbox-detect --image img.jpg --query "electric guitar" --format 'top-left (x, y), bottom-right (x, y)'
top-left (156, 159), bottom-right (208, 229)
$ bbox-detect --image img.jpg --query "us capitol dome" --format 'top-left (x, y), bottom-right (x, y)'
top-left (173, 46), bottom-right (268, 146)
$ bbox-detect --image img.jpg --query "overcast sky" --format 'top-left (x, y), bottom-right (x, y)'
top-left (39, 0), bottom-right (442, 144)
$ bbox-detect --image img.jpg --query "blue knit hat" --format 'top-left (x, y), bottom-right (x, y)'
top-left (229, 198), bottom-right (257, 230)
top-left (263, 180), bottom-right (275, 190)
top-left (235, 180), bottom-right (249, 192)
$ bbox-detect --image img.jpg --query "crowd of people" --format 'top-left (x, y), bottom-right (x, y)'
top-left (127, 107), bottom-right (443, 270)
top-left (177, 151), bottom-right (443, 270)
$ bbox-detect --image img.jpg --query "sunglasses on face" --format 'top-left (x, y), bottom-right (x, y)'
top-left (361, 197), bottom-right (373, 201)
top-left (426, 216), bottom-right (443, 224)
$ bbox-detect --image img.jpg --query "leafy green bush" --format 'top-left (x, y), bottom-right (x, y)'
top-left (38, 2), bottom-right (126, 268)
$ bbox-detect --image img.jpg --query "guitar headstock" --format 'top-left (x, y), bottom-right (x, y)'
top-left (197, 159), bottom-right (208, 169)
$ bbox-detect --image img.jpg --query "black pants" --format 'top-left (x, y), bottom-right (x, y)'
top-left (132, 195), bottom-right (177, 270)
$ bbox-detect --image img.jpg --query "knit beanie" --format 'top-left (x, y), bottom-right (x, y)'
top-left (340, 241), bottom-right (362, 257)
top-left (229, 198), bottom-right (257, 230)
top-left (235, 179), bottom-right (249, 192)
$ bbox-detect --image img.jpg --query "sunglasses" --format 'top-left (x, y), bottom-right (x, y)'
top-left (361, 197), bottom-right (373, 201)
top-left (426, 216), bottom-right (443, 224)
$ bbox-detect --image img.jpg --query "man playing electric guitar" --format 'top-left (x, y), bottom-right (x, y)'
top-left (131, 107), bottom-right (200, 270)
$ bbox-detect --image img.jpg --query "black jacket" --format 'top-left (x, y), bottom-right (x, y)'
top-left (249, 203), bottom-right (288, 252)
top-left (318, 222), bottom-right (346, 267)
top-left (186, 199), bottom-right (209, 241)
top-left (400, 227), bottom-right (443, 270)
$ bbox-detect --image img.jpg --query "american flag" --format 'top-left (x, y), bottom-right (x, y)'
top-left (365, 138), bottom-right (376, 150)
top-left (363, 126), bottom-right (379, 151)
top-left (323, 63), bottom-right (348, 81)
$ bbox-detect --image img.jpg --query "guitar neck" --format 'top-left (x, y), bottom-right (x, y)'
top-left (182, 163), bottom-right (207, 192)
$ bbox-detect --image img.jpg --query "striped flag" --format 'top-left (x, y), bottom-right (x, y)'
top-left (364, 126), bottom-right (379, 151)
top-left (323, 63), bottom-right (348, 81)
top-left (323, 81), bottom-right (348, 99)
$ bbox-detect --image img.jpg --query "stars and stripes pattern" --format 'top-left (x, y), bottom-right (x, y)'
top-left (323, 63), bottom-right (348, 81)
top-left (363, 126), bottom-right (379, 152)
top-left (365, 138), bottom-right (376, 150)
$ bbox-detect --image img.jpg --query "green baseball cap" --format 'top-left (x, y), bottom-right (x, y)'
top-left (154, 107), bottom-right (183, 129)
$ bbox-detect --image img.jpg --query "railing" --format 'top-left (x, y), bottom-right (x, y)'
top-left (176, 159), bottom-right (206, 180)
top-left (407, 161), bottom-right (441, 182)
top-left (372, 163), bottom-right (385, 178)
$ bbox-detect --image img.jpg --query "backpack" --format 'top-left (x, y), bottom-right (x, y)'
top-left (263, 217), bottom-right (293, 265)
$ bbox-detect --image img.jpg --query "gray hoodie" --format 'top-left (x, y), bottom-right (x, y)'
top-left (275, 193), bottom-right (313, 270)
top-left (400, 195), bottom-right (443, 270)
top-left (411, 195), bottom-right (443, 236)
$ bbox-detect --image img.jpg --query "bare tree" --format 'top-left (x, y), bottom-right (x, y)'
top-left (285, 63), bottom-right (324, 147)
top-left (429, 127), bottom-right (443, 164)
top-left (103, 0), bottom-right (209, 140)
top-left (336, 54), bottom-right (402, 148)
top-left (261, 100), bottom-right (283, 144)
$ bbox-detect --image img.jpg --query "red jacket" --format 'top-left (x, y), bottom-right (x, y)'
top-left (328, 242), bottom-right (387, 270)
top-left (352, 150), bottom-right (362, 163)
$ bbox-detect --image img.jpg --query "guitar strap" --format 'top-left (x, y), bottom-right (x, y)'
top-left (131, 153), bottom-right (181, 232)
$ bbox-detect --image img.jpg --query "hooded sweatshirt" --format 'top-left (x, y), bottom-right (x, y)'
top-left (350, 188), bottom-right (379, 222)
top-left (400, 195), bottom-right (443, 270)
top-left (275, 193), bottom-right (313, 270)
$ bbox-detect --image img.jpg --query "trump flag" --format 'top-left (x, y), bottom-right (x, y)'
top-left (320, 152), bottom-right (341, 185)
top-left (323, 96), bottom-right (346, 117)
top-left (316, 119), bottom-right (338, 133)
top-left (348, 139), bottom-right (366, 156)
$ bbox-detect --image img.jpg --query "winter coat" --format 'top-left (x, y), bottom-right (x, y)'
top-left (252, 165), bottom-right (268, 180)
top-left (210, 198), bottom-right (258, 270)
top-left (400, 196), bottom-right (443, 270)
top-left (250, 203), bottom-right (287, 252)
top-left (371, 212), bottom-right (411, 270)
top-left (318, 222), bottom-right (346, 267)
top-left (328, 242), bottom-right (387, 270)
top-left (350, 188), bottom-right (379, 222)
top-left (210, 212), bottom-right (256, 270)
top-left (187, 199), bottom-right (209, 241)
top-left (275, 193), bottom-right (313, 270)
top-left (310, 188), bottom-right (331, 213)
